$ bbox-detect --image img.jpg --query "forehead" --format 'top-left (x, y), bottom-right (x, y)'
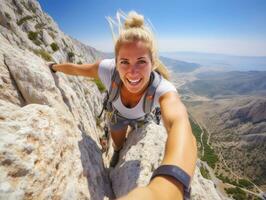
top-left (117, 41), bottom-right (150, 59)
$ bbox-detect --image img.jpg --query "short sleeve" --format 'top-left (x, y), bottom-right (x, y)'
top-left (154, 78), bottom-right (178, 106)
top-left (98, 58), bottom-right (116, 89)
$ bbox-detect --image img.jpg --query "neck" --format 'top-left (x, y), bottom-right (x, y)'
top-left (121, 84), bottom-right (144, 99)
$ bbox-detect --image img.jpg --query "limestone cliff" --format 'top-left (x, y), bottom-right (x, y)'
top-left (0, 0), bottom-right (225, 199)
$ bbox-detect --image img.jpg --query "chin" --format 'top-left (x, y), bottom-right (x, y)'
top-left (126, 87), bottom-right (142, 94)
top-left (124, 83), bottom-right (144, 94)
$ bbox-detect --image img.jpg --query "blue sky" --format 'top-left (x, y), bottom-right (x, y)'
top-left (37, 0), bottom-right (266, 56)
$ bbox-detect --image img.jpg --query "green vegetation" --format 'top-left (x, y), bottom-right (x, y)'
top-left (67, 52), bottom-right (75, 61)
top-left (33, 39), bottom-right (41, 46)
top-left (238, 178), bottom-right (253, 189)
top-left (200, 166), bottom-right (211, 180)
top-left (35, 23), bottom-right (46, 30)
top-left (28, 31), bottom-right (38, 40)
top-left (20, 1), bottom-right (37, 13)
top-left (93, 79), bottom-right (106, 93)
top-left (201, 127), bottom-right (218, 168)
top-left (5, 12), bottom-right (11, 20)
top-left (190, 118), bottom-right (203, 156)
top-left (189, 118), bottom-right (218, 168)
top-left (50, 42), bottom-right (59, 52)
top-left (48, 31), bottom-right (56, 39)
top-left (201, 135), bottom-right (218, 168)
top-left (77, 61), bottom-right (83, 64)
top-left (28, 31), bottom-right (42, 46)
top-left (17, 15), bottom-right (33, 26)
top-left (217, 174), bottom-right (238, 185)
top-left (33, 49), bottom-right (52, 61)
top-left (225, 187), bottom-right (247, 200)
top-left (190, 119), bottom-right (201, 142)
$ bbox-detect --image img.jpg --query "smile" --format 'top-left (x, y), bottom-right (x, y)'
top-left (126, 78), bottom-right (142, 85)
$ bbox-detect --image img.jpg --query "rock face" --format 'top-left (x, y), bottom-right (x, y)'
top-left (0, 33), bottom-right (113, 199)
top-left (110, 123), bottom-right (224, 200)
top-left (0, 0), bottom-right (224, 199)
top-left (0, 0), bottom-right (103, 63)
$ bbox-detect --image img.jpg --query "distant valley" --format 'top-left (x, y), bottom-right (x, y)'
top-left (162, 51), bottom-right (266, 71)
top-left (170, 62), bottom-right (266, 198)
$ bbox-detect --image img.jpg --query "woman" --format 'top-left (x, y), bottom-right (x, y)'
top-left (49, 11), bottom-right (197, 200)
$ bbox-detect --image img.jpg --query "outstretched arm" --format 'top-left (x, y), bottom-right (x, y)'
top-left (50, 61), bottom-right (100, 79)
top-left (118, 91), bottom-right (197, 200)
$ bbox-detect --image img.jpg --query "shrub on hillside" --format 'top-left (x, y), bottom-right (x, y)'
top-left (17, 15), bottom-right (33, 26)
top-left (93, 79), bottom-right (106, 93)
top-left (200, 166), bottom-right (211, 180)
top-left (225, 187), bottom-right (247, 200)
top-left (33, 49), bottom-right (53, 61)
top-left (50, 42), bottom-right (59, 52)
top-left (238, 179), bottom-right (253, 189)
top-left (28, 31), bottom-right (38, 41)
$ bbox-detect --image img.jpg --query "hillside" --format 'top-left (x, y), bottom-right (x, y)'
top-left (178, 70), bottom-right (266, 193)
top-left (181, 71), bottom-right (266, 98)
top-left (160, 56), bottom-right (201, 72)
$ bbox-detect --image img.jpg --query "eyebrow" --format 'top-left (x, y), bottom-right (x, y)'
top-left (119, 58), bottom-right (128, 61)
top-left (119, 57), bottom-right (147, 60)
top-left (137, 57), bottom-right (147, 60)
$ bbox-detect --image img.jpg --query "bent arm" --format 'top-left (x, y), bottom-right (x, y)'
top-left (51, 61), bottom-right (100, 79)
top-left (118, 92), bottom-right (197, 200)
top-left (148, 91), bottom-right (197, 199)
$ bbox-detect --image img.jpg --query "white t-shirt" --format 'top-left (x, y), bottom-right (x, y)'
top-left (98, 59), bottom-right (177, 119)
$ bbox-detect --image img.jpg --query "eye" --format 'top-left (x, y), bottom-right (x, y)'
top-left (137, 60), bottom-right (147, 65)
top-left (120, 60), bottom-right (129, 65)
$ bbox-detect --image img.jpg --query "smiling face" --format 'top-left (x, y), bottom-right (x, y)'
top-left (116, 40), bottom-right (153, 95)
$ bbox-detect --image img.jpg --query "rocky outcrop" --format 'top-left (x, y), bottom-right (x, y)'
top-left (0, 0), bottom-right (103, 63)
top-left (0, 33), bottom-right (113, 200)
top-left (110, 123), bottom-right (224, 200)
top-left (0, 0), bottom-right (224, 199)
top-left (229, 99), bottom-right (266, 124)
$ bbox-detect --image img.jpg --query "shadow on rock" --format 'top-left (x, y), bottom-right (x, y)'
top-left (78, 130), bottom-right (114, 200)
top-left (109, 160), bottom-right (141, 199)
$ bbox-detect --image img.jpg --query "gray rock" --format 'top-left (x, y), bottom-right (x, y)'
top-left (110, 123), bottom-right (224, 199)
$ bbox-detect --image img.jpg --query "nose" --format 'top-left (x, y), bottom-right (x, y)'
top-left (127, 63), bottom-right (138, 74)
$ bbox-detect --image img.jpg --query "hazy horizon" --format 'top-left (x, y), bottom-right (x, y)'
top-left (38, 0), bottom-right (266, 57)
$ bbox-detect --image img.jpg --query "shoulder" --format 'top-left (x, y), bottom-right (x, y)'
top-left (98, 58), bottom-right (116, 89)
top-left (156, 77), bottom-right (178, 97)
top-left (159, 78), bottom-right (177, 92)
top-left (154, 76), bottom-right (178, 106)
top-left (99, 58), bottom-right (116, 70)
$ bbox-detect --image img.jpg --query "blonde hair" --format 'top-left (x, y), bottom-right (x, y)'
top-left (106, 11), bottom-right (170, 80)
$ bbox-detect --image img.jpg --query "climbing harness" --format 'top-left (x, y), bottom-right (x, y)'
top-left (99, 125), bottom-right (110, 153)
top-left (98, 68), bottom-right (162, 151)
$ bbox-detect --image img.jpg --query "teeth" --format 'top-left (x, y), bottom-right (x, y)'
top-left (127, 78), bottom-right (141, 84)
top-left (129, 79), bottom-right (140, 83)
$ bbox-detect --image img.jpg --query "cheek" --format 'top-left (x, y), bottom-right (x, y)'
top-left (144, 65), bottom-right (152, 75)
top-left (116, 67), bottom-right (126, 81)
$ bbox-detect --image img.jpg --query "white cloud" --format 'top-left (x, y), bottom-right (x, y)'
top-left (157, 37), bottom-right (266, 56)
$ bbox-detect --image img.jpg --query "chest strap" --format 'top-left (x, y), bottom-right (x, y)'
top-left (108, 68), bottom-right (162, 113)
